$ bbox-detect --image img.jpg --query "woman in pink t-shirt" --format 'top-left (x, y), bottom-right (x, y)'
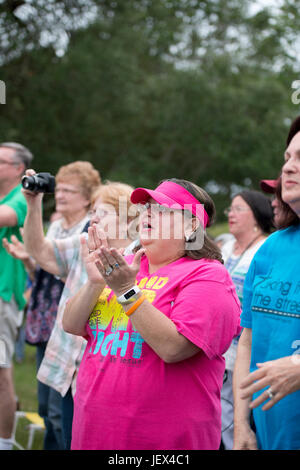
top-left (63, 178), bottom-right (241, 450)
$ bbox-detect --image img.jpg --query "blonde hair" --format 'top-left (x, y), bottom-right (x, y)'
top-left (56, 161), bottom-right (101, 201)
top-left (91, 180), bottom-right (135, 218)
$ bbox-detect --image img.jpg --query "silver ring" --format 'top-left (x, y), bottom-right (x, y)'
top-left (105, 266), bottom-right (114, 276)
top-left (88, 249), bottom-right (95, 254)
top-left (267, 387), bottom-right (274, 399)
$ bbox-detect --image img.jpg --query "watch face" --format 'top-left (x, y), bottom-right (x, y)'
top-left (124, 289), bottom-right (136, 300)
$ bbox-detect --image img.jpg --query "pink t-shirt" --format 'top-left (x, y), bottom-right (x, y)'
top-left (71, 255), bottom-right (241, 450)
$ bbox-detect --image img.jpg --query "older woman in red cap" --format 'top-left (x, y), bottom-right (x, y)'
top-left (63, 178), bottom-right (241, 450)
top-left (260, 177), bottom-right (298, 229)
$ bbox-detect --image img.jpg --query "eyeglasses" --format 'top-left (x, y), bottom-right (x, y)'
top-left (55, 187), bottom-right (81, 195)
top-left (140, 202), bottom-right (183, 214)
top-left (88, 208), bottom-right (117, 219)
top-left (224, 206), bottom-right (251, 216)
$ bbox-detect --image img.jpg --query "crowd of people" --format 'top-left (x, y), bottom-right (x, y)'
top-left (0, 115), bottom-right (300, 451)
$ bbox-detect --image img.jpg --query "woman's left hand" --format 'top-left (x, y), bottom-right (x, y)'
top-left (239, 355), bottom-right (300, 411)
top-left (95, 246), bottom-right (145, 297)
top-left (2, 234), bottom-right (29, 261)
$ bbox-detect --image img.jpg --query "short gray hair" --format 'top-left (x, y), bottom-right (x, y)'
top-left (0, 141), bottom-right (33, 169)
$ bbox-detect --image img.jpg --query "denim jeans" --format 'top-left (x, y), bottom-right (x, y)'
top-left (36, 343), bottom-right (64, 450)
top-left (61, 387), bottom-right (74, 450)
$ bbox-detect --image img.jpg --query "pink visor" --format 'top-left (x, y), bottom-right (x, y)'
top-left (131, 181), bottom-right (209, 228)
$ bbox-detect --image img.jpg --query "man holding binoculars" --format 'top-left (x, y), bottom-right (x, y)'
top-left (0, 141), bottom-right (33, 451)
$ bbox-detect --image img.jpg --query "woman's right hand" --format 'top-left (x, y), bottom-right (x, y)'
top-left (63, 224), bottom-right (108, 337)
top-left (233, 423), bottom-right (258, 450)
top-left (21, 169), bottom-right (44, 206)
top-left (80, 224), bottom-right (109, 285)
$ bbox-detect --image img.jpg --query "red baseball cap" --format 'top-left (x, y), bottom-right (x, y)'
top-left (260, 179), bottom-right (278, 194)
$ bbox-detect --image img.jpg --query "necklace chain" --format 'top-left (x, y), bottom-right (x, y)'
top-left (227, 234), bottom-right (263, 274)
top-left (234, 233), bottom-right (263, 257)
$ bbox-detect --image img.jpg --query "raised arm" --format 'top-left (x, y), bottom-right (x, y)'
top-left (62, 229), bottom-right (106, 336)
top-left (63, 279), bottom-right (105, 337)
top-left (63, 228), bottom-right (201, 362)
top-left (0, 205), bottom-right (18, 227)
top-left (63, 246), bottom-right (199, 361)
top-left (81, 245), bottom-right (200, 363)
top-left (22, 169), bottom-right (60, 276)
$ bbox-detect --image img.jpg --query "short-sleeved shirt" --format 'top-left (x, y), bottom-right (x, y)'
top-left (71, 255), bottom-right (241, 450)
top-left (0, 184), bottom-right (28, 310)
top-left (37, 229), bottom-right (138, 397)
top-left (37, 219), bottom-right (90, 396)
top-left (241, 224), bottom-right (300, 450)
top-left (25, 218), bottom-right (85, 345)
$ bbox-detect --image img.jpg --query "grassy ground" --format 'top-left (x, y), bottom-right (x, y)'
top-left (13, 344), bottom-right (44, 450)
top-left (207, 221), bottom-right (229, 239)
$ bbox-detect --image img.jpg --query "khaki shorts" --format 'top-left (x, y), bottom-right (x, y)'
top-left (0, 297), bottom-right (23, 368)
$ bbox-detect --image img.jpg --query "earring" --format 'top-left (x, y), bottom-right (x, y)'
top-left (254, 225), bottom-right (258, 232)
top-left (185, 232), bottom-right (196, 242)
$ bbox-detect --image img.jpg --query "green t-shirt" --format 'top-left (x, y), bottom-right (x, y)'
top-left (0, 184), bottom-right (28, 310)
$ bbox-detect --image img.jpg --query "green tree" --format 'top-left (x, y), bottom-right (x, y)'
top-left (0, 1), bottom-right (299, 222)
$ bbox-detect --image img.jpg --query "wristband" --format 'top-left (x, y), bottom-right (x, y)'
top-left (117, 285), bottom-right (141, 304)
top-left (125, 295), bottom-right (146, 317)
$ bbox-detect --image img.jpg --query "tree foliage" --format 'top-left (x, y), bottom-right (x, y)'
top-left (0, 0), bottom-right (299, 221)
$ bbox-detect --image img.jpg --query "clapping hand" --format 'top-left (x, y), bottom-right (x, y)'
top-left (94, 245), bottom-right (145, 297)
top-left (2, 229), bottom-right (30, 262)
top-left (81, 223), bottom-right (145, 294)
top-left (80, 224), bottom-right (109, 285)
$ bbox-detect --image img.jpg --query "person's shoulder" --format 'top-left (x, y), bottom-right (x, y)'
top-left (182, 256), bottom-right (228, 282)
top-left (47, 218), bottom-right (66, 237)
top-left (244, 227), bottom-right (299, 275)
top-left (259, 225), bottom-right (299, 251)
top-left (221, 238), bottom-right (235, 262)
top-left (281, 223), bottom-right (300, 238)
top-left (8, 183), bottom-right (24, 198)
top-left (2, 184), bottom-right (25, 205)
top-left (175, 258), bottom-right (239, 295)
top-left (179, 256), bottom-right (221, 268)
top-left (222, 238), bottom-right (235, 251)
top-left (1, 185), bottom-right (27, 226)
